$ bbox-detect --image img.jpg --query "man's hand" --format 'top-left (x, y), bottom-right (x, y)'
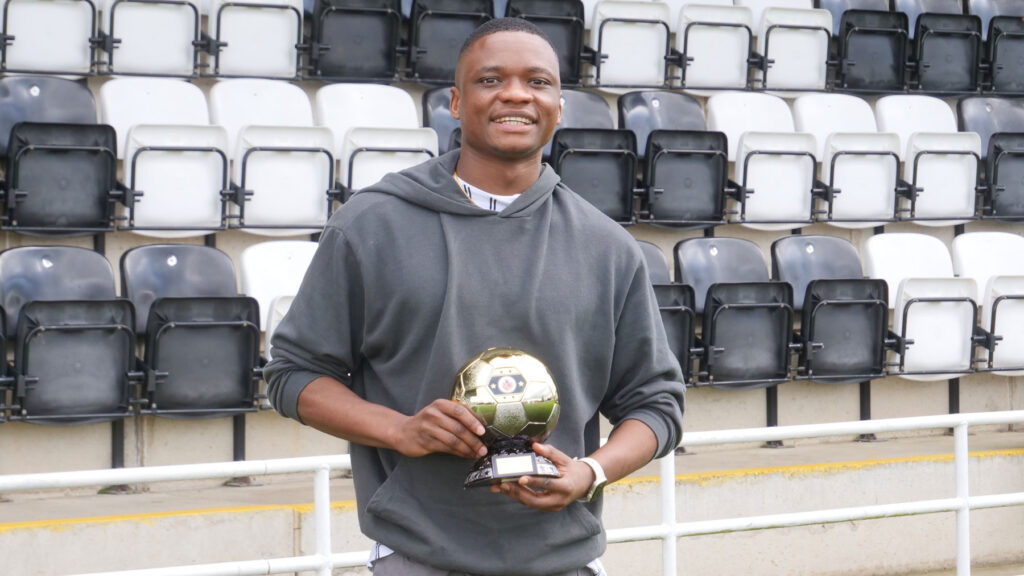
top-left (489, 442), bottom-right (595, 512)
top-left (388, 398), bottom-right (489, 460)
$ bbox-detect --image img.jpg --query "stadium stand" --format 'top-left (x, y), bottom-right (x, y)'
top-left (674, 236), bottom-right (793, 388)
top-left (120, 243), bottom-right (262, 419)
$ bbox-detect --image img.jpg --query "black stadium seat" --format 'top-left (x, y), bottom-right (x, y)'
top-left (833, 9), bottom-right (909, 93)
top-left (0, 246), bottom-right (138, 424)
top-left (310, 0), bottom-right (404, 82)
top-left (0, 76), bottom-right (97, 157)
top-left (550, 127), bottom-right (638, 225)
top-left (895, 0), bottom-right (983, 94)
top-left (120, 244), bottom-right (262, 419)
top-left (506, 0), bottom-right (588, 86)
top-left (407, 0), bottom-right (493, 84)
top-left (958, 96), bottom-right (1024, 220)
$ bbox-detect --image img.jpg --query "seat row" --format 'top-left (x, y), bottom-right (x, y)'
top-left (511, 89), bottom-right (1024, 230)
top-left (642, 231), bottom-right (1024, 390)
top-left (0, 240), bottom-right (317, 425)
top-left (0, 76), bottom-right (436, 237)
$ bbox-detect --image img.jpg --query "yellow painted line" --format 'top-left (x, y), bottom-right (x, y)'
top-left (614, 447), bottom-right (1024, 489)
top-left (0, 500), bottom-right (358, 535)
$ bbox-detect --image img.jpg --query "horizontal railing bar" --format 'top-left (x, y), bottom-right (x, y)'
top-left (73, 551), bottom-right (369, 576)
top-left (680, 410), bottom-right (1024, 447)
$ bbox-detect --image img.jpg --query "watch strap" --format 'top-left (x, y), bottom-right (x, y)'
top-left (575, 456), bottom-right (607, 502)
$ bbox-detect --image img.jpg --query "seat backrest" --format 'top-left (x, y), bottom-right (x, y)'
top-left (120, 244), bottom-right (239, 334)
top-left (862, 232), bottom-right (954, 307)
top-left (951, 231), bottom-right (1024, 304)
top-left (0, 76), bottom-right (96, 156)
top-left (957, 96), bottom-right (1024, 160)
top-left (637, 240), bottom-right (670, 284)
top-left (409, 0), bottom-right (493, 83)
top-left (894, 0), bottom-right (964, 37)
top-left (311, 0), bottom-right (403, 81)
top-left (771, 234), bottom-right (864, 310)
top-left (968, 0), bottom-right (1022, 40)
top-left (618, 90), bottom-right (705, 159)
top-left (706, 92), bottom-right (794, 161)
top-left (674, 236), bottom-right (769, 313)
top-left (874, 95), bottom-right (957, 159)
top-left (591, 0), bottom-right (671, 87)
top-left (340, 126), bottom-right (439, 192)
top-left (815, 0), bottom-right (890, 39)
top-left (0, 246), bottom-right (117, 338)
top-left (208, 79), bottom-right (313, 156)
top-left (240, 240), bottom-right (319, 330)
top-left (506, 0), bottom-right (586, 84)
top-left (756, 7), bottom-right (833, 91)
top-left (792, 93), bottom-right (877, 162)
top-left (207, 0), bottom-right (303, 78)
top-left (99, 0), bottom-right (200, 76)
top-left (99, 78), bottom-right (210, 159)
top-left (549, 127), bottom-right (637, 223)
top-left (3, 0), bottom-right (96, 75)
top-left (735, 0), bottom-right (813, 37)
top-left (675, 3), bottom-right (754, 91)
top-left (314, 83), bottom-right (419, 159)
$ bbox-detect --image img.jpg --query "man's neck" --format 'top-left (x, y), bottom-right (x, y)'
top-left (454, 149), bottom-right (542, 196)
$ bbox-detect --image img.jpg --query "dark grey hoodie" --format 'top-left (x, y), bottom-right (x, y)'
top-left (264, 150), bottom-right (684, 576)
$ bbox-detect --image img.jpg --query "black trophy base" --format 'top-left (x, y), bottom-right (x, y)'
top-left (464, 436), bottom-right (560, 488)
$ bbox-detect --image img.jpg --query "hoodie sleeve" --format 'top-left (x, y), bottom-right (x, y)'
top-left (601, 258), bottom-right (686, 459)
top-left (263, 225), bottom-right (364, 423)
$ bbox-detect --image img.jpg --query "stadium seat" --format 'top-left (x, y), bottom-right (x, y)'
top-left (771, 234), bottom-right (888, 383)
top-left (315, 84), bottom-right (436, 198)
top-left (832, 9), bottom-right (909, 92)
top-left (0, 76), bottom-right (97, 157)
top-left (674, 236), bottom-right (794, 388)
top-left (0, 246), bottom-right (137, 424)
top-left (239, 240), bottom-right (318, 359)
top-left (671, 1), bottom-right (754, 92)
top-left (407, 0), bottom-right (493, 84)
top-left (588, 0), bottom-right (671, 89)
top-left (875, 95), bottom-right (981, 225)
top-left (506, 0), bottom-right (588, 86)
top-left (970, 0), bottom-right (1024, 93)
top-left (894, 0), bottom-right (982, 94)
top-left (548, 89), bottom-right (616, 160)
top-left (792, 93), bottom-right (901, 227)
top-left (98, 78), bottom-right (210, 160)
top-left (754, 6), bottom-right (833, 93)
top-left (957, 96), bottom-right (1024, 220)
top-left (951, 232), bottom-right (1024, 375)
top-left (707, 91), bottom-right (819, 230)
top-left (863, 233), bottom-right (981, 380)
top-left (97, 0), bottom-right (201, 77)
top-left (815, 0), bottom-right (889, 46)
top-left (121, 125), bottom-right (230, 237)
top-left (423, 86), bottom-right (461, 156)
top-left (120, 244), bottom-right (261, 418)
top-left (204, 0), bottom-right (304, 79)
top-left (550, 127), bottom-right (638, 224)
top-left (1, 0), bottom-right (97, 76)
top-left (308, 0), bottom-right (403, 82)
top-left (1, 122), bottom-right (119, 234)
top-left (618, 90), bottom-right (727, 227)
top-left (639, 239), bottom-right (696, 383)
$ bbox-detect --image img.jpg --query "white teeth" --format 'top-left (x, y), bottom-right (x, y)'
top-left (494, 116), bottom-right (533, 125)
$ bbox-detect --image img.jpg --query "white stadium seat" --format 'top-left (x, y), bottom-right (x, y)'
top-left (675, 2), bottom-right (754, 92)
top-left (313, 83), bottom-right (420, 161)
top-left (340, 127), bottom-right (439, 193)
top-left (863, 233), bottom-right (978, 380)
top-left (952, 232), bottom-right (1024, 375)
top-left (239, 239), bottom-right (318, 335)
top-left (589, 0), bottom-right (671, 88)
top-left (206, 0), bottom-right (303, 78)
top-left (208, 79), bottom-right (313, 157)
top-left (99, 78), bottom-right (210, 159)
top-left (99, 0), bottom-right (200, 76)
top-left (793, 94), bottom-right (900, 228)
top-left (735, 0), bottom-right (814, 37)
top-left (2, 0), bottom-right (95, 75)
top-left (756, 6), bottom-right (832, 92)
top-left (707, 91), bottom-right (795, 161)
top-left (122, 124), bottom-right (230, 238)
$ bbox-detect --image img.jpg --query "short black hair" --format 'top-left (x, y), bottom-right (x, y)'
top-left (457, 17), bottom-right (559, 62)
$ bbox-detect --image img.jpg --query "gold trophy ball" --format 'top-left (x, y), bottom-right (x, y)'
top-left (451, 347), bottom-right (560, 444)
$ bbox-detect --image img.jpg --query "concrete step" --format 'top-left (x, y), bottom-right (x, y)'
top-left (2, 430), bottom-right (1023, 576)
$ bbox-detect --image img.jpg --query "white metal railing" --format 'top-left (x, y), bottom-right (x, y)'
top-left (1, 411), bottom-right (1023, 576)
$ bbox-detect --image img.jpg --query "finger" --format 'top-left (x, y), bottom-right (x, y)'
top-left (439, 399), bottom-right (487, 436)
top-left (421, 402), bottom-right (487, 458)
top-left (501, 479), bottom-right (567, 512)
top-left (531, 442), bottom-right (573, 467)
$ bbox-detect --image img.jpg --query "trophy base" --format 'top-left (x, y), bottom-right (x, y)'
top-left (464, 451), bottom-right (560, 488)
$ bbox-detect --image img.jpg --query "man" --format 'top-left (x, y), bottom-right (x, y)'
top-left (264, 17), bottom-right (684, 576)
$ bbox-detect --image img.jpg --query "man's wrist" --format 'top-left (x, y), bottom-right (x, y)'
top-left (574, 457), bottom-right (608, 502)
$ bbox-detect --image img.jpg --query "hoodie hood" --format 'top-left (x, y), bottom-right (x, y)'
top-left (358, 149), bottom-right (562, 218)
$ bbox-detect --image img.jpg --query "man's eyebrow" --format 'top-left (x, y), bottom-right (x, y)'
top-left (473, 65), bottom-right (557, 77)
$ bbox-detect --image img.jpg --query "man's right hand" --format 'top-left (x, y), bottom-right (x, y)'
top-left (387, 398), bottom-right (489, 460)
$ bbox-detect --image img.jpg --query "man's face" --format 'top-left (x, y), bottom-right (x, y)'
top-left (451, 31), bottom-right (562, 163)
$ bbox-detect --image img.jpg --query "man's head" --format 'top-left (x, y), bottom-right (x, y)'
top-left (450, 18), bottom-right (562, 164)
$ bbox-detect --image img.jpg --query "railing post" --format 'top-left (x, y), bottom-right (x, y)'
top-left (315, 464), bottom-right (333, 576)
top-left (660, 451), bottom-right (677, 576)
top-left (955, 421), bottom-right (970, 576)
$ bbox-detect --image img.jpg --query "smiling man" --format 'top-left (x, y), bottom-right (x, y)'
top-left (264, 18), bottom-right (684, 576)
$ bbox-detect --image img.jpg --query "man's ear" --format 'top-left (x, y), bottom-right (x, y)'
top-left (450, 86), bottom-right (461, 120)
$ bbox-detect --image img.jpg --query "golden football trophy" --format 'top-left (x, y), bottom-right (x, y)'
top-left (452, 347), bottom-right (561, 488)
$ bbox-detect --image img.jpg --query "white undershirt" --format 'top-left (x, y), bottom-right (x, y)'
top-left (455, 177), bottom-right (521, 212)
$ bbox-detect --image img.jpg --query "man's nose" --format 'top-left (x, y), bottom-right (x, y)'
top-left (499, 78), bottom-right (532, 101)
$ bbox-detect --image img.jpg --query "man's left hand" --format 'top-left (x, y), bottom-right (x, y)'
top-left (489, 442), bottom-right (596, 512)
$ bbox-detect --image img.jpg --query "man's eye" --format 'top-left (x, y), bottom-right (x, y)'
top-left (480, 77), bottom-right (499, 85)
